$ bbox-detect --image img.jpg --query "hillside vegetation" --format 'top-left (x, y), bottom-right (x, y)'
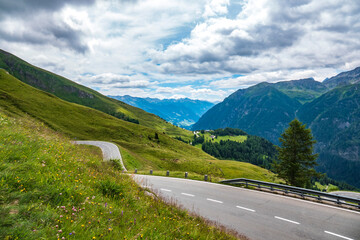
top-left (0, 69), bottom-right (278, 182)
top-left (0, 112), bottom-right (242, 240)
top-left (193, 67), bottom-right (360, 187)
top-left (297, 83), bottom-right (360, 187)
top-left (191, 129), bottom-right (277, 170)
top-left (0, 49), bottom-right (192, 140)
top-left (193, 83), bottom-right (301, 144)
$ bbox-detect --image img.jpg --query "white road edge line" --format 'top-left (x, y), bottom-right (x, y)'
top-left (181, 193), bottom-right (195, 197)
top-left (236, 205), bottom-right (256, 212)
top-left (206, 198), bottom-right (223, 204)
top-left (160, 188), bottom-right (172, 192)
top-left (274, 216), bottom-right (300, 225)
top-left (133, 175), bottom-right (360, 215)
top-left (324, 231), bottom-right (354, 240)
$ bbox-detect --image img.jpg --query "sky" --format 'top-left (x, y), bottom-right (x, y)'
top-left (1, 0), bottom-right (360, 102)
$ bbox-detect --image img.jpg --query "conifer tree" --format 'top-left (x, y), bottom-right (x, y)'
top-left (275, 119), bottom-right (319, 187)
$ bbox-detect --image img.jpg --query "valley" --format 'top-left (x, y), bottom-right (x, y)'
top-left (193, 68), bottom-right (360, 188)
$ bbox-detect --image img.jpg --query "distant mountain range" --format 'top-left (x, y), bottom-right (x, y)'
top-left (109, 95), bottom-right (214, 129)
top-left (193, 67), bottom-right (360, 187)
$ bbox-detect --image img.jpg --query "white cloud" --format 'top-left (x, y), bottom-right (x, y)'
top-left (0, 0), bottom-right (359, 102)
top-left (151, 0), bottom-right (360, 78)
top-left (203, 0), bottom-right (230, 18)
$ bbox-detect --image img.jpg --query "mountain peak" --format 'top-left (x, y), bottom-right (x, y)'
top-left (323, 66), bottom-right (360, 88)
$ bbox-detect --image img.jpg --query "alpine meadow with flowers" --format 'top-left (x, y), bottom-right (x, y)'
top-left (0, 112), bottom-right (244, 239)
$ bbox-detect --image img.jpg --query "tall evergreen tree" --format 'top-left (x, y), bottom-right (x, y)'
top-left (275, 119), bottom-right (319, 187)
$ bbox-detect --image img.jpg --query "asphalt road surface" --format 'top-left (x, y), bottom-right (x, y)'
top-left (331, 191), bottom-right (360, 200)
top-left (74, 140), bottom-right (127, 171)
top-left (134, 175), bottom-right (360, 240)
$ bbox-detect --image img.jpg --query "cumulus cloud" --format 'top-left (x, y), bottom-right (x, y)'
top-left (150, 0), bottom-right (360, 78)
top-left (203, 0), bottom-right (230, 18)
top-left (1, 0), bottom-right (360, 101)
top-left (80, 73), bottom-right (151, 89)
top-left (0, 0), bottom-right (94, 53)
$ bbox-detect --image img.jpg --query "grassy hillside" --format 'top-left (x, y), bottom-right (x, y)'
top-left (0, 49), bottom-right (192, 140)
top-left (0, 112), bottom-right (243, 240)
top-left (193, 83), bottom-right (301, 144)
top-left (272, 78), bottom-right (328, 104)
top-left (297, 83), bottom-right (360, 187)
top-left (0, 69), bottom-right (279, 182)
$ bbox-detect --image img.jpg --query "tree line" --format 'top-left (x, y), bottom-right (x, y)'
top-left (201, 136), bottom-right (277, 170)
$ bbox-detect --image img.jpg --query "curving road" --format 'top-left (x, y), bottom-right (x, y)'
top-left (73, 141), bottom-right (359, 239)
top-left (74, 140), bottom-right (127, 171)
top-left (134, 175), bottom-right (360, 240)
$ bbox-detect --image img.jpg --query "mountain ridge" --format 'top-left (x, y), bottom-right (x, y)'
top-left (109, 95), bottom-right (214, 129)
top-left (0, 49), bottom-right (192, 139)
top-left (193, 67), bottom-right (360, 187)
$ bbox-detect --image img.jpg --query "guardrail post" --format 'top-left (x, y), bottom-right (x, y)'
top-left (185, 172), bottom-right (188, 178)
top-left (285, 189), bottom-right (288, 194)
top-left (150, 170), bottom-right (153, 175)
top-left (245, 181), bottom-right (248, 188)
top-left (337, 197), bottom-right (340, 204)
top-left (166, 170), bottom-right (169, 176)
top-left (270, 186), bottom-right (273, 191)
top-left (204, 175), bottom-right (208, 181)
top-left (258, 184), bottom-right (261, 189)
top-left (135, 169), bottom-right (137, 174)
top-left (317, 195), bottom-right (321, 201)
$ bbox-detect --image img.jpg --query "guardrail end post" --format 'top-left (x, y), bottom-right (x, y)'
top-left (166, 170), bottom-right (169, 176)
top-left (135, 169), bottom-right (137, 174)
top-left (204, 175), bottom-right (208, 181)
top-left (185, 172), bottom-right (188, 178)
top-left (150, 169), bottom-right (153, 175)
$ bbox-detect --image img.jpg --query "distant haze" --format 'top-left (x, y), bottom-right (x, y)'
top-left (109, 95), bottom-right (214, 129)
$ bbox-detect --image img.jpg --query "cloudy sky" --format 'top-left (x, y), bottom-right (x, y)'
top-left (1, 0), bottom-right (360, 102)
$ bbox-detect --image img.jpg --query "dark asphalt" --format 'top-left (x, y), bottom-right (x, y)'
top-left (134, 175), bottom-right (360, 240)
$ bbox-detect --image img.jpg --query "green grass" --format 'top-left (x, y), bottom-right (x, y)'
top-left (133, 160), bottom-right (281, 184)
top-left (193, 132), bottom-right (247, 149)
top-left (0, 69), bottom-right (278, 184)
top-left (0, 49), bottom-right (192, 140)
top-left (202, 132), bottom-right (247, 143)
top-left (314, 182), bottom-right (339, 192)
top-left (0, 112), bottom-right (244, 240)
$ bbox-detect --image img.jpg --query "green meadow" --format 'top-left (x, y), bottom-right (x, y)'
top-left (0, 112), bottom-right (245, 239)
top-left (0, 69), bottom-right (278, 182)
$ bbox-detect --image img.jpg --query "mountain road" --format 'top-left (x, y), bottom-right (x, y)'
top-left (134, 174), bottom-right (360, 240)
top-left (72, 140), bottom-right (359, 240)
top-left (74, 140), bottom-right (127, 171)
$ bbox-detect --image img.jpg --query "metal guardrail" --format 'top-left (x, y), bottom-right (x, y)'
top-left (221, 178), bottom-right (360, 209)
